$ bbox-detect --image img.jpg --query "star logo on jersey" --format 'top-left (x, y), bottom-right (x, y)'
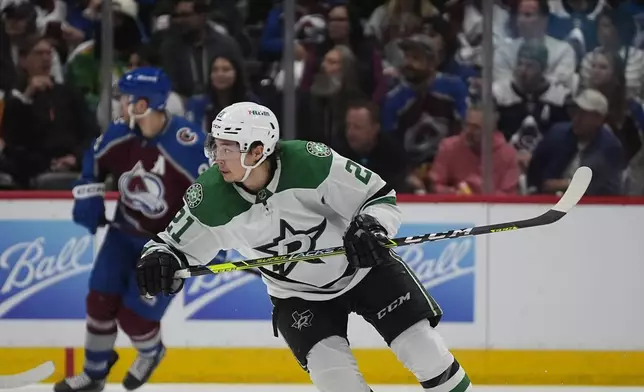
top-left (184, 183), bottom-right (204, 209)
top-left (291, 310), bottom-right (314, 330)
top-left (255, 219), bottom-right (327, 277)
top-left (306, 142), bottom-right (331, 158)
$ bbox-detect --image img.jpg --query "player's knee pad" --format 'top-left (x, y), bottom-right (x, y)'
top-left (390, 319), bottom-right (456, 385)
top-left (306, 336), bottom-right (371, 392)
top-left (86, 290), bottom-right (121, 334)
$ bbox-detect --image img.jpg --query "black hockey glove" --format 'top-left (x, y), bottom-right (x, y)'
top-left (343, 214), bottom-right (392, 268)
top-left (136, 252), bottom-right (185, 297)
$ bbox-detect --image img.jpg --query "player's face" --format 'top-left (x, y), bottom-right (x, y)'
top-left (119, 95), bottom-right (131, 121)
top-left (210, 139), bottom-right (244, 181)
top-left (210, 58), bottom-right (237, 91)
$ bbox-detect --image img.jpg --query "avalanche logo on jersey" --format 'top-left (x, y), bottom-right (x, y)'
top-left (176, 127), bottom-right (198, 146)
top-left (255, 218), bottom-right (327, 277)
top-left (118, 159), bottom-right (168, 218)
top-left (0, 221), bottom-right (94, 319)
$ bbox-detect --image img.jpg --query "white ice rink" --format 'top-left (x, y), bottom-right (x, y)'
top-left (17, 385), bottom-right (644, 392)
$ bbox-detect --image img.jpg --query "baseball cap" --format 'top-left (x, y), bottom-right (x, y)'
top-left (573, 89), bottom-right (608, 116)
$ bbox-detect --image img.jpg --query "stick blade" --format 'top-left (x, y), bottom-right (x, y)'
top-left (551, 166), bottom-right (593, 213)
top-left (0, 361), bottom-right (55, 389)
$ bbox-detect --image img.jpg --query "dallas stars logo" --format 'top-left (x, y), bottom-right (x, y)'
top-left (184, 183), bottom-right (203, 208)
top-left (306, 142), bottom-right (331, 157)
top-left (255, 218), bottom-right (327, 277)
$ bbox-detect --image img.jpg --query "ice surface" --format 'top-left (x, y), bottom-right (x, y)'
top-left (15, 384), bottom-right (644, 392)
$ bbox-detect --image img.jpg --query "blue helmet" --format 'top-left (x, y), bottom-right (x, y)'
top-left (117, 67), bottom-right (170, 111)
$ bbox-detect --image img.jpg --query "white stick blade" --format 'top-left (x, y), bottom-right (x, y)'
top-left (0, 361), bottom-right (55, 389)
top-left (552, 166), bottom-right (593, 213)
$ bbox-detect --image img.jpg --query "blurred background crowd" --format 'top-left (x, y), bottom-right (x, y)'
top-left (0, 0), bottom-right (641, 196)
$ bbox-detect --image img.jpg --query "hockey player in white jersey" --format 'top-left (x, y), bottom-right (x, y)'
top-left (136, 102), bottom-right (473, 392)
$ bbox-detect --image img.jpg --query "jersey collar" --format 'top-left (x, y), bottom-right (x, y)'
top-left (232, 159), bottom-right (282, 204)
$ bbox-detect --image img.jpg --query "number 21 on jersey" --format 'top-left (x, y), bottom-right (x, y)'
top-left (166, 206), bottom-right (194, 243)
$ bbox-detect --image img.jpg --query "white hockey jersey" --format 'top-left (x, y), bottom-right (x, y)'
top-left (142, 140), bottom-right (401, 300)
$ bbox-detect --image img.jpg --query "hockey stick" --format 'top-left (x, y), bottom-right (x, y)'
top-left (0, 361), bottom-right (55, 389)
top-left (101, 220), bottom-right (265, 276)
top-left (174, 166), bottom-right (593, 279)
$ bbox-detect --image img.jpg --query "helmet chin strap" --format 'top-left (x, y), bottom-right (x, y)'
top-left (239, 152), bottom-right (268, 183)
top-left (127, 104), bottom-right (152, 129)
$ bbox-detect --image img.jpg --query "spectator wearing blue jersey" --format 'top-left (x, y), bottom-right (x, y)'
top-left (184, 52), bottom-right (259, 133)
top-left (547, 0), bottom-right (608, 60)
top-left (527, 89), bottom-right (625, 196)
top-left (381, 33), bottom-right (467, 185)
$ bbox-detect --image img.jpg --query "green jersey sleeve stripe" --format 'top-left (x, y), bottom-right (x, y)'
top-left (359, 183), bottom-right (395, 211)
top-left (362, 195), bottom-right (397, 210)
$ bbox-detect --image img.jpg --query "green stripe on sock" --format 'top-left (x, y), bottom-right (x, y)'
top-left (451, 374), bottom-right (471, 391)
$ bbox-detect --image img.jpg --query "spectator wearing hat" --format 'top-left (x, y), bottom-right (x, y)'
top-left (494, 40), bottom-right (571, 172)
top-left (494, 0), bottom-right (577, 88)
top-left (527, 88), bottom-right (625, 195)
top-left (381, 33), bottom-right (468, 193)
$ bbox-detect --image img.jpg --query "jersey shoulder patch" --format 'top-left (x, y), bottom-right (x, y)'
top-left (94, 121), bottom-right (133, 155)
top-left (187, 167), bottom-right (252, 227)
top-left (159, 116), bottom-right (209, 180)
top-left (276, 140), bottom-right (333, 192)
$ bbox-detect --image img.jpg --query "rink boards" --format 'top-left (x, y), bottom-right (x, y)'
top-left (0, 194), bottom-right (643, 385)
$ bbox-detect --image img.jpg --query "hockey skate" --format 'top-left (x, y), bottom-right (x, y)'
top-left (53, 351), bottom-right (119, 392)
top-left (122, 345), bottom-right (166, 390)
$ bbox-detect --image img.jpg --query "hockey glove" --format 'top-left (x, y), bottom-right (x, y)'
top-left (72, 180), bottom-right (106, 234)
top-left (343, 214), bottom-right (392, 268)
top-left (136, 252), bottom-right (185, 297)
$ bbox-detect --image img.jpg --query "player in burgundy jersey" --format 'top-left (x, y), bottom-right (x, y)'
top-left (55, 67), bottom-right (211, 392)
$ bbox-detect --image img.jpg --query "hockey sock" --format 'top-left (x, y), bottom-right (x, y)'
top-left (117, 306), bottom-right (163, 358)
top-left (83, 290), bottom-right (121, 379)
top-left (419, 359), bottom-right (472, 392)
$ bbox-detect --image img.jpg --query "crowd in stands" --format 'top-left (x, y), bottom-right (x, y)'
top-left (0, 0), bottom-right (642, 196)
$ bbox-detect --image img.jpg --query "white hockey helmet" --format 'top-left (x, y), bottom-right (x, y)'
top-left (207, 102), bottom-right (280, 181)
